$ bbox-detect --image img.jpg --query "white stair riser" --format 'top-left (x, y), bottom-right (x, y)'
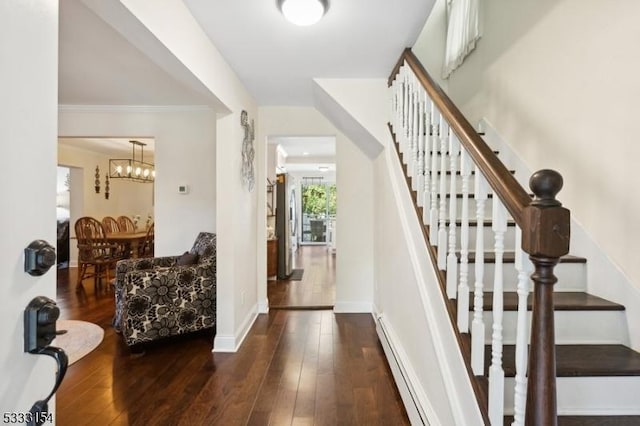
top-left (466, 225), bottom-right (516, 251)
top-left (466, 261), bottom-right (587, 292)
top-left (477, 310), bottom-right (628, 345)
top-left (430, 224), bottom-right (518, 251)
top-left (419, 198), bottom-right (520, 224)
top-left (424, 175), bottom-right (515, 195)
top-left (422, 197), bottom-right (495, 219)
top-left (502, 377), bottom-right (640, 415)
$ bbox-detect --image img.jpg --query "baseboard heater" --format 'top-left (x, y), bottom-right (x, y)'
top-left (375, 314), bottom-right (429, 426)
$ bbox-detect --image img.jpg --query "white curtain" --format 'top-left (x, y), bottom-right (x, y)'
top-left (442, 0), bottom-right (481, 79)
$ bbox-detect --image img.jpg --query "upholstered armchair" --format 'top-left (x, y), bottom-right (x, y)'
top-left (113, 232), bottom-right (216, 347)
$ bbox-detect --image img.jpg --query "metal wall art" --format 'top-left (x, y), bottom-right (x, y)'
top-left (240, 110), bottom-right (255, 192)
top-left (105, 175), bottom-right (110, 200)
top-left (94, 166), bottom-right (100, 193)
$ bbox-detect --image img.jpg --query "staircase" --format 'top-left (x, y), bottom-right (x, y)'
top-left (388, 49), bottom-right (640, 425)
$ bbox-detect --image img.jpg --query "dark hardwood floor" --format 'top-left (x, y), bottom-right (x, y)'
top-left (268, 246), bottom-right (335, 309)
top-left (55, 266), bottom-right (408, 425)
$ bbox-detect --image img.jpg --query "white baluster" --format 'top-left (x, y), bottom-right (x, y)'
top-left (429, 109), bottom-right (440, 237)
top-left (457, 148), bottom-right (472, 332)
top-left (400, 68), bottom-right (406, 153)
top-left (471, 170), bottom-right (488, 375)
top-left (512, 227), bottom-right (533, 426)
top-left (488, 196), bottom-right (507, 425)
top-left (413, 77), bottom-right (419, 182)
top-left (391, 76), bottom-right (398, 131)
top-left (416, 89), bottom-right (426, 206)
top-left (406, 71), bottom-right (414, 167)
top-left (402, 70), bottom-right (410, 163)
top-left (394, 68), bottom-right (403, 134)
top-left (437, 119), bottom-right (449, 270)
top-left (446, 133), bottom-right (460, 298)
top-left (423, 100), bottom-right (434, 225)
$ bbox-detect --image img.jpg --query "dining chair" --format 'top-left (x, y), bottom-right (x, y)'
top-left (117, 216), bottom-right (136, 233)
top-left (102, 216), bottom-right (120, 234)
top-left (74, 216), bottom-right (123, 289)
top-left (102, 216), bottom-right (129, 257)
top-left (137, 223), bottom-right (154, 258)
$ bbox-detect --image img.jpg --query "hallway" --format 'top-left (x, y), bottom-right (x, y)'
top-left (268, 246), bottom-right (336, 309)
top-left (55, 267), bottom-right (408, 425)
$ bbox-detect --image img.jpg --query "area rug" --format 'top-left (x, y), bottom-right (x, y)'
top-left (289, 269), bottom-right (304, 281)
top-left (53, 320), bottom-right (104, 365)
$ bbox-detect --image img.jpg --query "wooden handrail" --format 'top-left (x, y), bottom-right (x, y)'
top-left (389, 48), bottom-right (531, 226)
top-left (389, 48), bottom-right (571, 425)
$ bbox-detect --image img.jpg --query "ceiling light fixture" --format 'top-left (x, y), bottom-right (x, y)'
top-left (318, 165), bottom-right (330, 172)
top-left (109, 140), bottom-right (155, 183)
top-left (277, 0), bottom-right (329, 26)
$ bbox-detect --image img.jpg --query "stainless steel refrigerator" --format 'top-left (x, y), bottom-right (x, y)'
top-left (276, 173), bottom-right (294, 279)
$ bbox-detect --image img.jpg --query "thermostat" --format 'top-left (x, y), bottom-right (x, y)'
top-left (178, 185), bottom-right (189, 194)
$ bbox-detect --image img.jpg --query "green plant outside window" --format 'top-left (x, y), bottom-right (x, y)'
top-left (302, 184), bottom-right (336, 216)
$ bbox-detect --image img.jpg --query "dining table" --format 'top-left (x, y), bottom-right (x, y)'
top-left (105, 231), bottom-right (148, 259)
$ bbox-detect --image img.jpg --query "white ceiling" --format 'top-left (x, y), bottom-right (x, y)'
top-left (59, 0), bottom-right (213, 106)
top-left (58, 137), bottom-right (155, 157)
top-left (183, 0), bottom-right (433, 105)
top-left (58, 0), bottom-right (433, 169)
top-left (271, 135), bottom-right (335, 175)
top-left (271, 136), bottom-right (335, 157)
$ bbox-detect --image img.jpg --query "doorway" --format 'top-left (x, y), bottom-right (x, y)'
top-left (266, 136), bottom-right (337, 309)
top-left (56, 166), bottom-right (71, 269)
top-left (58, 137), bottom-right (155, 273)
top-left (300, 179), bottom-right (337, 245)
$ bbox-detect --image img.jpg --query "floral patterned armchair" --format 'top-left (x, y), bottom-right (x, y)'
top-left (113, 232), bottom-right (216, 347)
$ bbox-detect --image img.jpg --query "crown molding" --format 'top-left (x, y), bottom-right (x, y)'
top-left (58, 104), bottom-right (213, 114)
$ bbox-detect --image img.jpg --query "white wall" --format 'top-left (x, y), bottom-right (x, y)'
top-left (412, 0), bottom-right (449, 89)
top-left (334, 135), bottom-right (374, 311)
top-left (0, 0), bottom-right (58, 414)
top-left (415, 0), bottom-right (640, 346)
top-left (315, 78), bottom-right (483, 423)
top-left (58, 107), bottom-right (216, 257)
top-left (113, 0), bottom-right (259, 352)
top-left (374, 144), bottom-right (486, 424)
top-left (257, 107), bottom-right (376, 313)
top-left (445, 0), bottom-right (640, 287)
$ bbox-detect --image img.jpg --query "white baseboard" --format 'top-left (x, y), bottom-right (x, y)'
top-left (212, 334), bottom-right (236, 352)
top-left (258, 298), bottom-right (269, 314)
top-left (213, 304), bottom-right (258, 353)
top-left (333, 301), bottom-right (373, 313)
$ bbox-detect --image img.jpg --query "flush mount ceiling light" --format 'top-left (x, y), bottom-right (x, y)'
top-left (277, 0), bottom-right (329, 26)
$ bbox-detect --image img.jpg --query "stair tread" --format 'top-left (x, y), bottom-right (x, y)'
top-left (504, 416), bottom-right (640, 426)
top-left (474, 291), bottom-right (624, 311)
top-left (484, 344), bottom-right (640, 377)
top-left (463, 252), bottom-right (587, 264)
top-left (432, 149), bottom-right (499, 155)
top-left (435, 169), bottom-right (516, 176)
top-left (442, 219), bottom-right (517, 227)
top-left (441, 193), bottom-right (534, 199)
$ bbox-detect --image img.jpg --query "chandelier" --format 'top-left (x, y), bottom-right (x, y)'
top-left (109, 140), bottom-right (155, 183)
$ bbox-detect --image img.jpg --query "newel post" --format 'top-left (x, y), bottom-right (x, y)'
top-left (522, 170), bottom-right (570, 426)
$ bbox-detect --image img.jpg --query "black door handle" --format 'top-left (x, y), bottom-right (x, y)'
top-left (23, 296), bottom-right (68, 426)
